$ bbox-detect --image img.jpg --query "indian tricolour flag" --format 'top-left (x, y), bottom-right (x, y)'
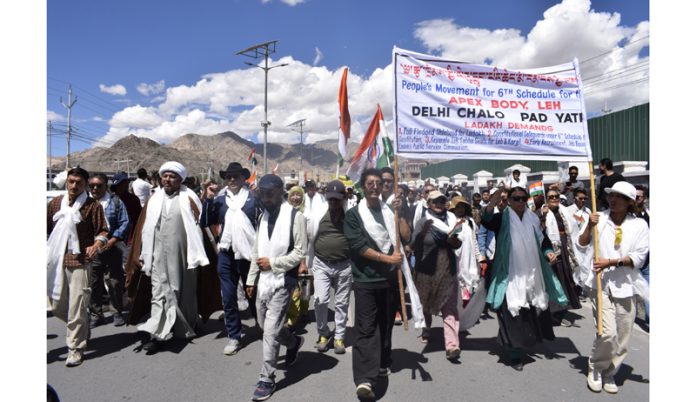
top-left (528, 181), bottom-right (545, 197)
top-left (346, 104), bottom-right (385, 181)
top-left (337, 67), bottom-right (351, 166)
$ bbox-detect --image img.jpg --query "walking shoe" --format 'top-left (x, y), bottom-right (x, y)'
top-left (356, 382), bottom-right (375, 399)
top-left (112, 313), bottom-right (126, 327)
top-left (510, 358), bottom-right (524, 371)
top-left (143, 339), bottom-right (162, 354)
top-left (603, 375), bottom-right (619, 394)
top-left (334, 338), bottom-right (346, 354)
top-left (90, 314), bottom-right (106, 329)
top-left (65, 349), bottom-right (83, 367)
top-left (445, 347), bottom-right (461, 361)
top-left (586, 368), bottom-right (603, 392)
top-left (419, 328), bottom-right (430, 344)
top-left (316, 335), bottom-right (330, 353)
top-left (560, 319), bottom-right (572, 327)
top-left (223, 338), bottom-right (241, 355)
top-left (378, 367), bottom-right (390, 377)
top-left (251, 381), bottom-right (276, 401)
top-left (394, 311), bottom-right (402, 326)
top-left (285, 335), bottom-right (304, 367)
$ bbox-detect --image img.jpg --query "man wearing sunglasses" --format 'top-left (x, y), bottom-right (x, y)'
top-left (87, 173), bottom-right (130, 329)
top-left (568, 188), bottom-right (591, 231)
top-left (578, 181), bottom-right (649, 394)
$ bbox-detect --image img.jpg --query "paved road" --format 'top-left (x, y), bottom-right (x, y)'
top-left (47, 296), bottom-right (649, 402)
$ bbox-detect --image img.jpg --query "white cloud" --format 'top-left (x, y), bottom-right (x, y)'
top-left (136, 80), bottom-right (166, 96)
top-left (47, 110), bottom-right (66, 122)
top-left (413, 0), bottom-right (649, 113)
top-left (313, 47), bottom-right (323, 66)
top-left (99, 83), bottom-right (127, 96)
top-left (92, 0), bottom-right (648, 149)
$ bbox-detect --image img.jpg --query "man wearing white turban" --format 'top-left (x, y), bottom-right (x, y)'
top-left (125, 161), bottom-right (222, 354)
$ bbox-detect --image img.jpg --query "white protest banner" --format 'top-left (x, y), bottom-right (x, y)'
top-left (393, 47), bottom-right (592, 162)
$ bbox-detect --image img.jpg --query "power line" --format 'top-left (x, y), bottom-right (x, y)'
top-left (584, 77), bottom-right (649, 96)
top-left (579, 35), bottom-right (649, 65)
top-left (582, 59), bottom-right (649, 83)
top-left (48, 77), bottom-right (124, 114)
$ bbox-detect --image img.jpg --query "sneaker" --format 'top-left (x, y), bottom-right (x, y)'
top-left (334, 339), bottom-right (346, 354)
top-left (378, 367), bottom-right (390, 377)
top-left (316, 335), bottom-right (330, 353)
top-left (285, 335), bottom-right (304, 367)
top-left (252, 381), bottom-right (276, 401)
top-left (446, 347), bottom-right (461, 361)
top-left (223, 338), bottom-right (241, 355)
top-left (90, 314), bottom-right (105, 329)
top-left (356, 382), bottom-right (375, 399)
top-left (65, 349), bottom-right (83, 367)
top-left (603, 374), bottom-right (618, 394)
top-left (113, 313), bottom-right (126, 327)
top-left (560, 318), bottom-right (572, 327)
top-left (586, 368), bottom-right (602, 392)
top-left (510, 358), bottom-right (524, 371)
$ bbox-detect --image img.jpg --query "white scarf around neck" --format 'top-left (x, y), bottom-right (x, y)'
top-left (358, 198), bottom-right (426, 328)
top-left (506, 208), bottom-right (548, 317)
top-left (218, 187), bottom-right (255, 260)
top-left (455, 218), bottom-right (480, 293)
top-left (424, 209), bottom-right (458, 235)
top-left (256, 202), bottom-right (294, 300)
top-left (140, 186), bottom-right (209, 276)
top-left (47, 191), bottom-right (87, 300)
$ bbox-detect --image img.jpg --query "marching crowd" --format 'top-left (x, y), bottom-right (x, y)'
top-left (47, 157), bottom-right (649, 400)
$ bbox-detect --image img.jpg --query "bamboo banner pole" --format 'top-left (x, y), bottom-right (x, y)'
top-left (393, 155), bottom-right (409, 330)
top-left (588, 160), bottom-right (603, 336)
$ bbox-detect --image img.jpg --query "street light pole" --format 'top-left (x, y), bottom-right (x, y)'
top-left (237, 40), bottom-right (288, 175)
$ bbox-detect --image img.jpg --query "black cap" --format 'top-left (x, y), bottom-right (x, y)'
top-left (110, 171), bottom-right (130, 190)
top-left (258, 174), bottom-right (284, 190)
top-left (325, 180), bottom-right (345, 200)
top-left (220, 162), bottom-right (249, 180)
top-left (304, 180), bottom-right (316, 188)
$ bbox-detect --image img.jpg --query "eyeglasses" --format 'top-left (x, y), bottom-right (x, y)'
top-left (510, 196), bottom-right (526, 202)
top-left (547, 194), bottom-right (560, 200)
top-left (363, 180), bottom-right (383, 188)
top-left (89, 183), bottom-right (104, 189)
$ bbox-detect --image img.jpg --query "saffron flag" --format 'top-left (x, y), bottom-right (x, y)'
top-left (337, 67), bottom-right (351, 165)
top-left (346, 104), bottom-right (385, 180)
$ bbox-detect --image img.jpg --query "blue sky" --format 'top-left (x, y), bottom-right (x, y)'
top-left (46, 0), bottom-right (649, 156)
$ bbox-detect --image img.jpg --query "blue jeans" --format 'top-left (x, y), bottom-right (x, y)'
top-left (640, 265), bottom-right (649, 322)
top-left (217, 250), bottom-right (256, 339)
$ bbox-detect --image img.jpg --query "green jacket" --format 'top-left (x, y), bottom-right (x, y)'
top-left (482, 208), bottom-right (568, 310)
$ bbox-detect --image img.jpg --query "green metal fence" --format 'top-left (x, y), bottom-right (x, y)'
top-left (420, 103), bottom-right (649, 178)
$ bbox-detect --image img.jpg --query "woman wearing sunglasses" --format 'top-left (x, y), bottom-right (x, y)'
top-left (538, 188), bottom-right (582, 327)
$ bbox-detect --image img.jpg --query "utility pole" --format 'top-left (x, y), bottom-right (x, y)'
top-left (60, 85), bottom-right (77, 169)
top-left (287, 118), bottom-right (307, 173)
top-left (47, 121), bottom-right (52, 190)
top-left (237, 40), bottom-right (288, 175)
top-left (114, 158), bottom-right (133, 176)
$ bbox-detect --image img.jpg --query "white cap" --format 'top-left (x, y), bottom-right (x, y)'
top-left (604, 181), bottom-right (636, 201)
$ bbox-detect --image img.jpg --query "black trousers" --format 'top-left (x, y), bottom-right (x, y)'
top-left (352, 282), bottom-right (397, 387)
top-left (90, 245), bottom-right (124, 315)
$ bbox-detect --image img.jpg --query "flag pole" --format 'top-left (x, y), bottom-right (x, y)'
top-left (588, 160), bottom-right (603, 336)
top-left (393, 154), bottom-right (409, 330)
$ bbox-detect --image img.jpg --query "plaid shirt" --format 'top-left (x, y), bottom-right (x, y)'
top-left (47, 194), bottom-right (109, 267)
